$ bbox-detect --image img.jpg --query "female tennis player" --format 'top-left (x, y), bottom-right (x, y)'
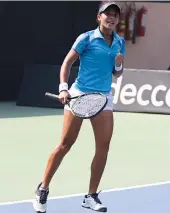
top-left (33, 1), bottom-right (126, 212)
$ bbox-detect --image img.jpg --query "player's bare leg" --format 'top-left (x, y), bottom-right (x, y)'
top-left (33, 110), bottom-right (83, 213)
top-left (82, 110), bottom-right (113, 212)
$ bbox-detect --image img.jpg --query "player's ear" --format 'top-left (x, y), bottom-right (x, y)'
top-left (97, 14), bottom-right (101, 24)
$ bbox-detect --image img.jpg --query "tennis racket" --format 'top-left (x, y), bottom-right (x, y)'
top-left (45, 92), bottom-right (108, 119)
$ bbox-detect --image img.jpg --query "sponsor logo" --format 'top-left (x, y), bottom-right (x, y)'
top-left (111, 76), bottom-right (170, 107)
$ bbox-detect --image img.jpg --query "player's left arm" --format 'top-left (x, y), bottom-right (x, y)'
top-left (112, 38), bottom-right (126, 78)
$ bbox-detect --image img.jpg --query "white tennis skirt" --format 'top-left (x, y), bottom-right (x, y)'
top-left (64, 83), bottom-right (114, 111)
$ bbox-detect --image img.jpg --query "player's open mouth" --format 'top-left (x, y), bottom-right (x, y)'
top-left (107, 22), bottom-right (114, 25)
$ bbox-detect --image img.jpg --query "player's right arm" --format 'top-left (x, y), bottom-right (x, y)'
top-left (59, 33), bottom-right (88, 104)
top-left (59, 49), bottom-right (79, 104)
top-left (60, 49), bottom-right (79, 85)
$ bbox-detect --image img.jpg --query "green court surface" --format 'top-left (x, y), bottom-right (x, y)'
top-left (0, 102), bottom-right (170, 203)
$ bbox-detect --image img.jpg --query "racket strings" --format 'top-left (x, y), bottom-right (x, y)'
top-left (71, 94), bottom-right (107, 118)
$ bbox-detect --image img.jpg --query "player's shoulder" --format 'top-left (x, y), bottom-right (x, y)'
top-left (76, 30), bottom-right (96, 42)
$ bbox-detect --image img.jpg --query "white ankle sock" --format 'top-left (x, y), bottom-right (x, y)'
top-left (40, 186), bottom-right (48, 191)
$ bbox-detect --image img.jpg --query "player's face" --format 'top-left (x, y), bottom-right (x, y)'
top-left (97, 7), bottom-right (120, 31)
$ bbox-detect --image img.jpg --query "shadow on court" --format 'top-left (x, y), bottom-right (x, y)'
top-left (0, 102), bottom-right (64, 118)
top-left (0, 183), bottom-right (169, 213)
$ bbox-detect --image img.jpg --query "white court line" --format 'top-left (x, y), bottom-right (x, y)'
top-left (0, 180), bottom-right (170, 206)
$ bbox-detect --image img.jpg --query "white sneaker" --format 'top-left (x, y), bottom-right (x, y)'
top-left (81, 192), bottom-right (107, 212)
top-left (33, 183), bottom-right (49, 213)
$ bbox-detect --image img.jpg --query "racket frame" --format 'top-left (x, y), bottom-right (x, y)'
top-left (45, 92), bottom-right (108, 119)
top-left (70, 92), bottom-right (108, 119)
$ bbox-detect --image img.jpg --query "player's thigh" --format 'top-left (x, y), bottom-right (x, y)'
top-left (90, 110), bottom-right (114, 150)
top-left (60, 109), bottom-right (83, 146)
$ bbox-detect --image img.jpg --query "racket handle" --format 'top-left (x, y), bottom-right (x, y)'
top-left (45, 92), bottom-right (59, 100)
top-left (45, 92), bottom-right (78, 101)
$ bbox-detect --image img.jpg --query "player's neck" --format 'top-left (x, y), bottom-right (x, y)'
top-left (99, 26), bottom-right (113, 37)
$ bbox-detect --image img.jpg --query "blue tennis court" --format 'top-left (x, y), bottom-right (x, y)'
top-left (1, 182), bottom-right (169, 213)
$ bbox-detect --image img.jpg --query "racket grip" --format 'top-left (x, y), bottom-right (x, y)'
top-left (45, 92), bottom-right (59, 100)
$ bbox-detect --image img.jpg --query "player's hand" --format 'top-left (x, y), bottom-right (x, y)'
top-left (58, 90), bottom-right (70, 104)
top-left (115, 53), bottom-right (124, 67)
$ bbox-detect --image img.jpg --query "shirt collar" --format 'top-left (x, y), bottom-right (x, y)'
top-left (94, 27), bottom-right (104, 39)
top-left (94, 27), bottom-right (121, 42)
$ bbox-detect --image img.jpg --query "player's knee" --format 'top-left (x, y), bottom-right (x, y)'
top-left (58, 140), bottom-right (74, 153)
